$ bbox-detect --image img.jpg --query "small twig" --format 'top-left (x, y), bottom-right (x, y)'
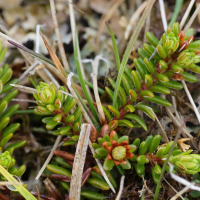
top-left (43, 178), bottom-right (64, 200)
top-left (180, 0), bottom-right (195, 29)
top-left (19, 61), bottom-right (38, 82)
top-left (154, 112), bottom-right (169, 143)
top-left (69, 124), bottom-right (91, 200)
top-left (35, 136), bottom-right (62, 180)
top-left (165, 107), bottom-right (193, 139)
top-left (124, 1), bottom-right (147, 39)
top-left (144, 105), bottom-right (168, 143)
top-left (164, 179), bottom-right (185, 200)
top-left (159, 0), bottom-right (167, 31)
top-left (116, 175), bottom-right (125, 200)
top-left (49, 0), bottom-right (70, 70)
top-left (181, 80), bottom-right (200, 124)
top-left (183, 3), bottom-right (200, 31)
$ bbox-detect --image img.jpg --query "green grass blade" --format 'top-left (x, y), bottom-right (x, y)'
top-left (112, 0), bottom-right (156, 107)
top-left (106, 22), bottom-right (120, 70)
top-left (7, 40), bottom-right (104, 94)
top-left (169, 0), bottom-right (184, 27)
top-left (73, 33), bottom-right (100, 123)
top-left (0, 165), bottom-right (37, 200)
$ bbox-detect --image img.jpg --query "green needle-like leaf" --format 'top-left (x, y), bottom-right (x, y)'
top-left (73, 33), bottom-right (100, 123)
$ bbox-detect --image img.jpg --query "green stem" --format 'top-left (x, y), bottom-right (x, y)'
top-left (15, 110), bottom-right (35, 114)
top-left (106, 22), bottom-right (121, 70)
top-left (112, 0), bottom-right (156, 107)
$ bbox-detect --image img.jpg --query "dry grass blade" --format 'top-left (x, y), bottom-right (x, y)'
top-left (10, 84), bottom-right (36, 93)
top-left (96, 0), bottom-right (125, 45)
top-left (49, 0), bottom-right (70, 70)
top-left (183, 3), bottom-right (200, 31)
top-left (116, 175), bottom-right (125, 200)
top-left (36, 185), bottom-right (41, 200)
top-left (180, 0), bottom-right (195, 29)
top-left (40, 32), bottom-right (68, 81)
top-left (170, 185), bottom-right (191, 200)
top-left (164, 179), bottom-right (185, 200)
top-left (19, 61), bottom-right (39, 82)
top-left (181, 80), bottom-right (200, 124)
top-left (69, 124), bottom-right (91, 200)
top-left (159, 0), bottom-right (167, 31)
top-left (143, 105), bottom-right (169, 143)
top-left (0, 182), bottom-right (23, 186)
top-left (88, 140), bottom-right (116, 193)
top-left (35, 136), bottom-right (62, 180)
top-left (124, 1), bottom-right (147, 39)
top-left (91, 55), bottom-right (106, 124)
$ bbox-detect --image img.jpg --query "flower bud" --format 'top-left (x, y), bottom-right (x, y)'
top-left (163, 32), bottom-right (179, 55)
top-left (0, 151), bottom-right (15, 169)
top-left (112, 146), bottom-right (126, 161)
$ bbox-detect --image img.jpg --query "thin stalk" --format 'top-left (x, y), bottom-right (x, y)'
top-left (169, 0), bottom-right (184, 27)
top-left (164, 179), bottom-right (185, 200)
top-left (116, 175), bottom-right (125, 200)
top-left (112, 0), bottom-right (156, 107)
top-left (74, 33), bottom-right (100, 123)
top-left (88, 140), bottom-right (116, 193)
top-left (19, 61), bottom-right (38, 82)
top-left (35, 135), bottom-right (62, 180)
top-left (181, 80), bottom-right (200, 123)
top-left (106, 22), bottom-right (120, 70)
